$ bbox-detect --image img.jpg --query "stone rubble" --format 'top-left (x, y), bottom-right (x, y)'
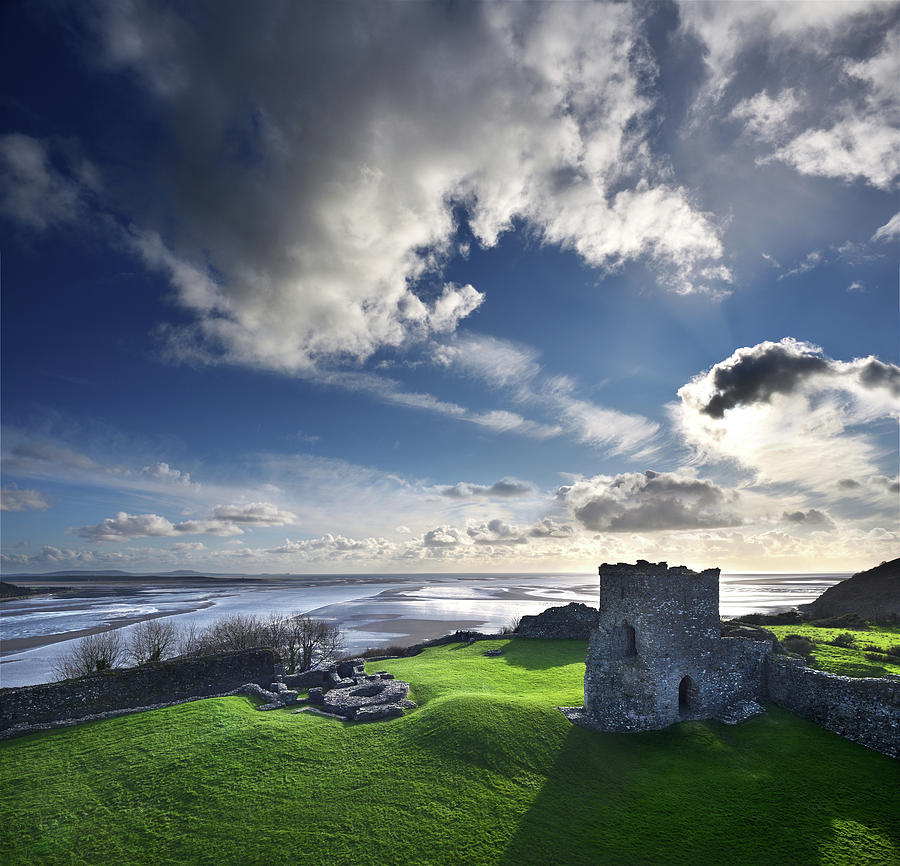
top-left (293, 658), bottom-right (415, 722)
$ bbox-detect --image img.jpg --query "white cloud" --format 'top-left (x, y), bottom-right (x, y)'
top-left (79, 511), bottom-right (178, 542)
top-left (433, 334), bottom-right (540, 390)
top-left (78, 501), bottom-right (297, 541)
top-left (673, 338), bottom-right (900, 491)
top-left (679, 1), bottom-right (889, 101)
top-left (731, 89), bottom-right (802, 142)
top-left (772, 113), bottom-right (899, 191)
top-left (140, 461), bottom-right (192, 485)
top-left (39, 0), bottom-right (732, 380)
top-left (552, 396), bottom-right (660, 458)
top-left (0, 486), bottom-right (51, 512)
top-left (847, 281), bottom-right (865, 293)
top-left (873, 212), bottom-right (900, 242)
top-left (685, 4), bottom-right (900, 191)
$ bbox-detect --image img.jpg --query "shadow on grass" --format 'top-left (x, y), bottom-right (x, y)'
top-left (494, 638), bottom-right (588, 671)
top-left (498, 708), bottom-right (900, 866)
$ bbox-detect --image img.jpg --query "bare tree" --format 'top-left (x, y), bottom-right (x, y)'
top-left (176, 620), bottom-right (204, 657)
top-left (259, 611), bottom-right (288, 654)
top-left (128, 619), bottom-right (178, 665)
top-left (52, 630), bottom-right (125, 680)
top-left (284, 613), bottom-right (344, 672)
top-left (205, 613), bottom-right (266, 651)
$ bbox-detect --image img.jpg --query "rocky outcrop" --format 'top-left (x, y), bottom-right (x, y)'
top-left (516, 602), bottom-right (600, 639)
top-left (800, 558), bottom-right (899, 623)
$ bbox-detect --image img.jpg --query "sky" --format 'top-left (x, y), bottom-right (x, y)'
top-left (1, 0), bottom-right (898, 575)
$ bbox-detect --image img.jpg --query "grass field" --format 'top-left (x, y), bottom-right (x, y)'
top-left (768, 624), bottom-right (900, 678)
top-left (2, 639), bottom-right (898, 865)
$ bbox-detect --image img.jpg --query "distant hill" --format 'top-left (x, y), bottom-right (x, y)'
top-left (800, 558), bottom-right (899, 623)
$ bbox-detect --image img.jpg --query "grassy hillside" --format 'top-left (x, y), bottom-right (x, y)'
top-left (2, 639), bottom-right (898, 865)
top-left (768, 624), bottom-right (900, 678)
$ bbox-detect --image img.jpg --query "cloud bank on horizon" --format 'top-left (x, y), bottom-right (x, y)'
top-left (1, 0), bottom-right (897, 574)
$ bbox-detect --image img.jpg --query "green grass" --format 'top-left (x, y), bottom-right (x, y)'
top-left (2, 639), bottom-right (898, 865)
top-left (769, 624), bottom-right (900, 677)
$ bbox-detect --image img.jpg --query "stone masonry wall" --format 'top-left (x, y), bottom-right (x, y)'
top-left (0, 648), bottom-right (277, 736)
top-left (765, 655), bottom-right (900, 759)
top-left (516, 602), bottom-right (600, 639)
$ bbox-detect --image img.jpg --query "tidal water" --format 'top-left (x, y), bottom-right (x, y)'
top-left (0, 571), bottom-right (847, 688)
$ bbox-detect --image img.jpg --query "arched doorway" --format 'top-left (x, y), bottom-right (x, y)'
top-left (678, 676), bottom-right (697, 717)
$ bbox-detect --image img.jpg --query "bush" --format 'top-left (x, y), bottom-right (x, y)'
top-left (865, 652), bottom-right (888, 662)
top-left (781, 635), bottom-right (815, 660)
top-left (828, 632), bottom-right (856, 648)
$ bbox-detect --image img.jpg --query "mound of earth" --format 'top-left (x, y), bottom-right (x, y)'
top-left (800, 558), bottom-right (899, 623)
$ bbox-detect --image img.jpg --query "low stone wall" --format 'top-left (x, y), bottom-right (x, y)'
top-left (283, 668), bottom-right (329, 690)
top-left (0, 648), bottom-right (277, 737)
top-left (765, 655), bottom-right (900, 759)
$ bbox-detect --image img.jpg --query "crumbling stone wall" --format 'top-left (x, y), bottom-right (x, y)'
top-left (583, 562), bottom-right (773, 731)
top-left (0, 648), bottom-right (277, 736)
top-left (516, 602), bottom-right (599, 639)
top-left (766, 655), bottom-right (900, 759)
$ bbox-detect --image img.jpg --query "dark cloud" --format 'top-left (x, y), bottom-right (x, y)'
top-left (694, 340), bottom-right (900, 418)
top-left (858, 359), bottom-right (900, 396)
top-left (838, 478), bottom-right (862, 489)
top-left (781, 509), bottom-right (835, 527)
top-left (701, 343), bottom-right (829, 418)
top-left (528, 518), bottom-right (575, 538)
top-left (565, 471), bottom-right (741, 533)
top-left (439, 478), bottom-right (535, 499)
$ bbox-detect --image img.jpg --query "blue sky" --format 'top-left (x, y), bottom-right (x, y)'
top-left (1, 0), bottom-right (898, 574)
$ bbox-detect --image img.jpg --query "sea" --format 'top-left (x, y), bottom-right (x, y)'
top-left (0, 571), bottom-right (848, 688)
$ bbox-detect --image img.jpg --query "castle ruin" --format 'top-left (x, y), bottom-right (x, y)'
top-left (570, 560), bottom-right (770, 731)
top-left (561, 560), bottom-right (898, 758)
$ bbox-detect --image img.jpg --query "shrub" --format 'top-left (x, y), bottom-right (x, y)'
top-left (828, 632), bottom-right (856, 648)
top-left (781, 635), bottom-right (814, 660)
top-left (886, 644), bottom-right (900, 658)
top-left (865, 652), bottom-right (888, 662)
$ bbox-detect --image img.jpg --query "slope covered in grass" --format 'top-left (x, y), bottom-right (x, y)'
top-left (769, 624), bottom-right (900, 677)
top-left (2, 639), bottom-right (898, 865)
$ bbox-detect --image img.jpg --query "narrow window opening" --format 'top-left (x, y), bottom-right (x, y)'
top-left (622, 622), bottom-right (636, 656)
